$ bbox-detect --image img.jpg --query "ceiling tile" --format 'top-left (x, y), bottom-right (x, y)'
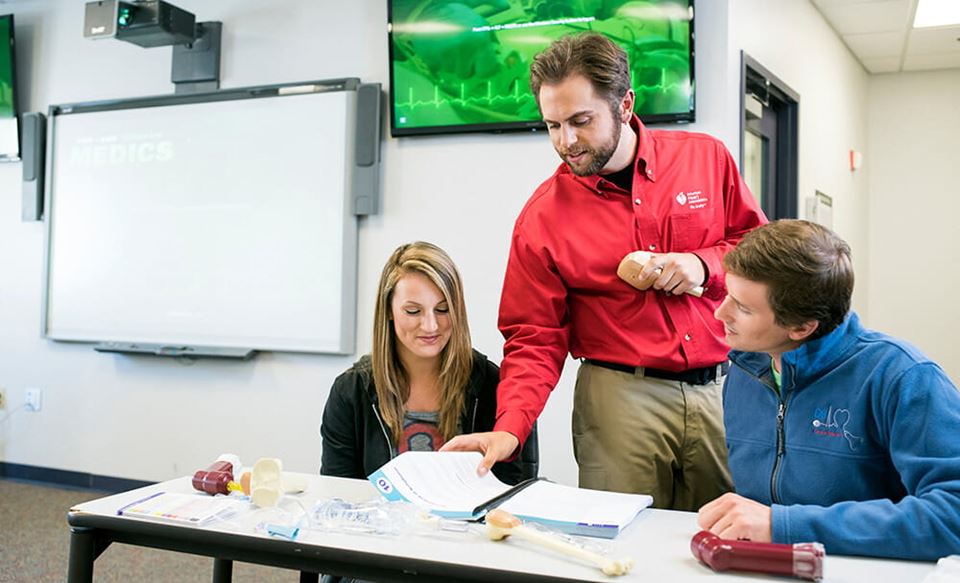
top-left (861, 56), bottom-right (904, 72)
top-left (819, 0), bottom-right (912, 34)
top-left (843, 30), bottom-right (907, 57)
top-left (903, 51), bottom-right (960, 70)
top-left (907, 25), bottom-right (960, 54)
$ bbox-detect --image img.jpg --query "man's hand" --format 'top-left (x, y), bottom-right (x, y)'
top-left (697, 493), bottom-right (773, 542)
top-left (637, 252), bottom-right (706, 296)
top-left (440, 431), bottom-right (519, 476)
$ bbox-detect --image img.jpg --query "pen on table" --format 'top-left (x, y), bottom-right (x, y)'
top-left (116, 491), bottom-right (165, 516)
top-left (473, 477), bottom-right (545, 517)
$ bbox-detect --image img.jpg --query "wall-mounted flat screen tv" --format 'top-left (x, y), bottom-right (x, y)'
top-left (388, 0), bottom-right (694, 137)
top-left (0, 13), bottom-right (19, 161)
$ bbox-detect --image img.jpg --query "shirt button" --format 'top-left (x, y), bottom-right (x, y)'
top-left (684, 334), bottom-right (692, 341)
top-left (649, 244), bottom-right (657, 251)
top-left (634, 198), bottom-right (641, 205)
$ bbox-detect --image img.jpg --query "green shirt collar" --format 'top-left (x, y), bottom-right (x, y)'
top-left (771, 358), bottom-right (782, 393)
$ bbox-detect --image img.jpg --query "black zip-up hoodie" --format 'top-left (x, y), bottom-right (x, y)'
top-left (320, 350), bottom-right (539, 485)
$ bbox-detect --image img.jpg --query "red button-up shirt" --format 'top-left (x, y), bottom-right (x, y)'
top-left (495, 116), bottom-right (767, 445)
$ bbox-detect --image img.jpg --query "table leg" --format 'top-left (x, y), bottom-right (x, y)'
top-left (67, 526), bottom-right (96, 583)
top-left (212, 558), bottom-right (233, 583)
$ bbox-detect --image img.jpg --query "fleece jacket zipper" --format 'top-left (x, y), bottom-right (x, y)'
top-left (731, 359), bottom-right (789, 503)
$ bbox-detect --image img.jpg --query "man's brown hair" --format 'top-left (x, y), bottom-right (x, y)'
top-left (724, 220), bottom-right (854, 340)
top-left (529, 32), bottom-right (631, 115)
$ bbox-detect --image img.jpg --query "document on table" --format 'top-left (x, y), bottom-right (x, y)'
top-left (498, 480), bottom-right (652, 536)
top-left (117, 491), bottom-right (247, 526)
top-left (368, 451), bottom-right (653, 538)
top-left (368, 451), bottom-right (509, 518)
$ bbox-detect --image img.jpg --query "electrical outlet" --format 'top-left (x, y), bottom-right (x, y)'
top-left (25, 388), bottom-right (42, 412)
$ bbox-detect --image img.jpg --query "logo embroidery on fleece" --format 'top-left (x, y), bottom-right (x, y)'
top-left (675, 190), bottom-right (709, 209)
top-left (811, 406), bottom-right (863, 451)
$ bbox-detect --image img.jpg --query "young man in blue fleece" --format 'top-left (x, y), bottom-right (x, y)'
top-left (697, 219), bottom-right (960, 561)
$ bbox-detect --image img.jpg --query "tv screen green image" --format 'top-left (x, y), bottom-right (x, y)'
top-left (388, 0), bottom-right (694, 136)
top-left (0, 15), bottom-right (14, 117)
top-left (0, 13), bottom-right (18, 160)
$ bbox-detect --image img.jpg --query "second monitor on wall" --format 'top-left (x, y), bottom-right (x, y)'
top-left (1, 12), bottom-right (20, 161)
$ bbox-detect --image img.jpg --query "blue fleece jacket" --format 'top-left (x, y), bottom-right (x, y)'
top-left (723, 312), bottom-right (960, 561)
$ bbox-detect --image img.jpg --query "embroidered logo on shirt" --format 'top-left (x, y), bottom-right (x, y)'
top-left (811, 406), bottom-right (863, 451)
top-left (676, 190), bottom-right (708, 209)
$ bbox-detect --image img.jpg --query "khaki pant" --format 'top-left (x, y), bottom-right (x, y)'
top-left (572, 361), bottom-right (733, 511)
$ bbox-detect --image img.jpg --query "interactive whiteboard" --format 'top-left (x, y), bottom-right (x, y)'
top-left (42, 80), bottom-right (376, 355)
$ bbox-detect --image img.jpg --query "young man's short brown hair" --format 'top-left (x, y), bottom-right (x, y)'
top-left (529, 32), bottom-right (631, 115)
top-left (724, 220), bottom-right (854, 340)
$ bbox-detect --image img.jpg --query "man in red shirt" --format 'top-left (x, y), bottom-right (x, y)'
top-left (443, 33), bottom-right (766, 510)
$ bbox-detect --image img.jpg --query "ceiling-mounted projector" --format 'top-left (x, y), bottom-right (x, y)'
top-left (84, 0), bottom-right (196, 47)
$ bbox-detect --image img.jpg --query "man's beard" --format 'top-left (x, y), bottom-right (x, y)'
top-left (559, 119), bottom-right (622, 177)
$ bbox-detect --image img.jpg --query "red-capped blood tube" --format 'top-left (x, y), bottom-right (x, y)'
top-left (691, 530), bottom-right (824, 581)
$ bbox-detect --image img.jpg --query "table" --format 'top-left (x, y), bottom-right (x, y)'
top-left (67, 473), bottom-right (935, 583)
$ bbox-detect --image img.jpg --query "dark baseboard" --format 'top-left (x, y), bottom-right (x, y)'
top-left (0, 462), bottom-right (154, 493)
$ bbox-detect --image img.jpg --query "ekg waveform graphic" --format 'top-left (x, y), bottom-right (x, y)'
top-left (396, 83), bottom-right (536, 112)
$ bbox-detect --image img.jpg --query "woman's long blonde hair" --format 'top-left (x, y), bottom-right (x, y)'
top-left (371, 242), bottom-right (473, 444)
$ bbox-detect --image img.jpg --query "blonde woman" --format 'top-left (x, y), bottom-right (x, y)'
top-left (321, 242), bottom-right (537, 485)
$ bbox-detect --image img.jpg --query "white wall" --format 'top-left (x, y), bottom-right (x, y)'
top-left (866, 70), bottom-right (960, 382)
top-left (729, 0), bottom-right (872, 316)
top-left (0, 0), bottom-right (914, 486)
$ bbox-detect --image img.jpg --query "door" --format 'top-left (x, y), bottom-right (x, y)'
top-left (740, 53), bottom-right (799, 219)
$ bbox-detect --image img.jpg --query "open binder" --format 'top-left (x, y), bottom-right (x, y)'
top-left (368, 451), bottom-right (652, 539)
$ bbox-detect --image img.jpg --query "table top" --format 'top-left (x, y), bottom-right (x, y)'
top-left (69, 473), bottom-right (935, 583)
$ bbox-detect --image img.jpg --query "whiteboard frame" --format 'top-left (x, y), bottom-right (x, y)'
top-left (40, 79), bottom-right (366, 356)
